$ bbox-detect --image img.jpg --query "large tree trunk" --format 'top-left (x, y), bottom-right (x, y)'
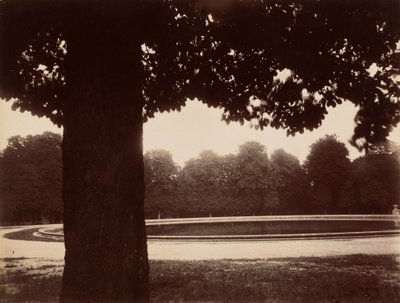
top-left (60, 11), bottom-right (149, 302)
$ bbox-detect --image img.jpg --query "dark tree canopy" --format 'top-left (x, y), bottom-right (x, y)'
top-left (349, 151), bottom-right (400, 213)
top-left (144, 149), bottom-right (180, 217)
top-left (234, 141), bottom-right (281, 213)
top-left (305, 135), bottom-right (352, 213)
top-left (0, 132), bottom-right (63, 224)
top-left (271, 149), bottom-right (312, 214)
top-left (177, 150), bottom-right (229, 215)
top-left (2, 136), bottom-right (396, 222)
top-left (1, 0), bottom-right (399, 148)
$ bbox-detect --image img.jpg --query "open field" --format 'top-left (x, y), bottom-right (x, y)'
top-left (1, 255), bottom-right (400, 302)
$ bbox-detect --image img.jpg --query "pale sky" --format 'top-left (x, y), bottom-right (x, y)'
top-left (0, 99), bottom-right (399, 166)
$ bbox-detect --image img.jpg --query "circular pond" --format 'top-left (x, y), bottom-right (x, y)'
top-left (39, 215), bottom-right (400, 240)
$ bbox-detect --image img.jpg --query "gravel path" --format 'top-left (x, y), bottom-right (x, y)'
top-left (1, 225), bottom-right (399, 260)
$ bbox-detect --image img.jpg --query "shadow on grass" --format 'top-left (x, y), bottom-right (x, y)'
top-left (1, 255), bottom-right (399, 302)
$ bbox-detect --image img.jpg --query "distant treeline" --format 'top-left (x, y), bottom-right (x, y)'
top-left (0, 132), bottom-right (62, 225)
top-left (144, 137), bottom-right (400, 218)
top-left (0, 132), bottom-right (399, 224)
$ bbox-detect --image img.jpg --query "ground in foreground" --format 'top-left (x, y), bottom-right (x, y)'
top-left (0, 255), bottom-right (399, 302)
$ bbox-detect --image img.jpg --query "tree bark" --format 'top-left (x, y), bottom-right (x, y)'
top-left (60, 14), bottom-right (148, 302)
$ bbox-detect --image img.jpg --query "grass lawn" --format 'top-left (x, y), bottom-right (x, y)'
top-left (1, 254), bottom-right (399, 302)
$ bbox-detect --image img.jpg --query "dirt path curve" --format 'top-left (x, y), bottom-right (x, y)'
top-left (1, 225), bottom-right (399, 260)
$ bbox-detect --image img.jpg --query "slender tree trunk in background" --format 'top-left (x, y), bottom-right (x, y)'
top-left (60, 16), bottom-right (149, 302)
top-left (258, 193), bottom-right (265, 215)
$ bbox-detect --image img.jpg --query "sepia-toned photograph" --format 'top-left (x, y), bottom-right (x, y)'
top-left (0, 0), bottom-right (399, 302)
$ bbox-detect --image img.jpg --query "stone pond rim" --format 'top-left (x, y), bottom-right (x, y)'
top-left (37, 214), bottom-right (400, 241)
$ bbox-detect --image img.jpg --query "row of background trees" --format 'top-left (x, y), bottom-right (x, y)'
top-left (0, 132), bottom-right (399, 224)
top-left (0, 132), bottom-right (62, 224)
